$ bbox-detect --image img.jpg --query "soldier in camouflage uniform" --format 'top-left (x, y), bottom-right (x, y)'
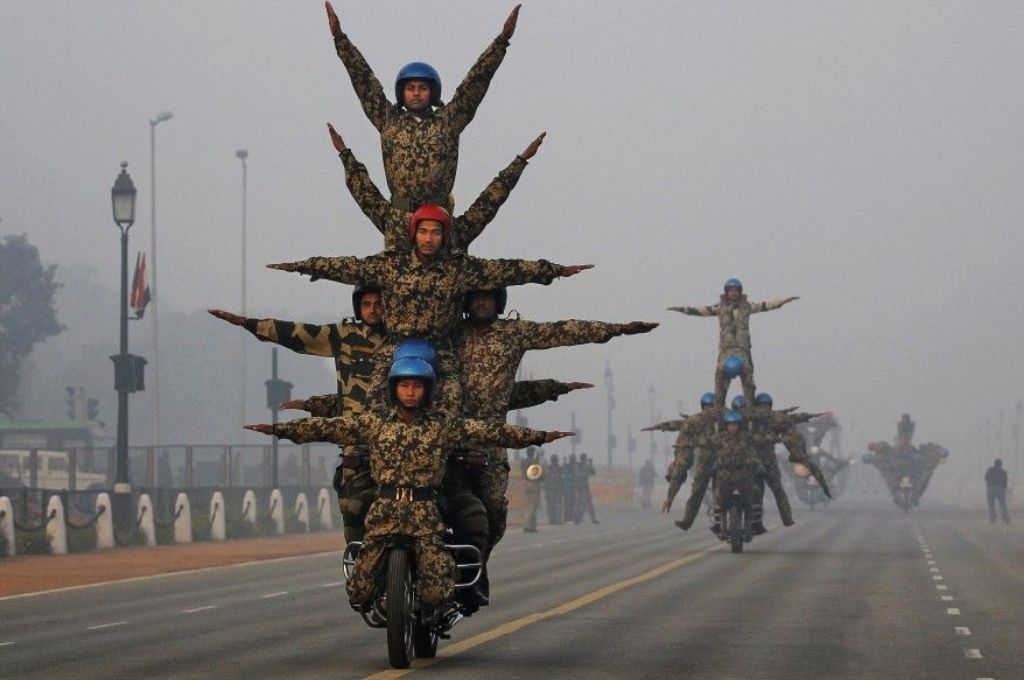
top-left (575, 454), bottom-right (598, 524)
top-left (327, 123), bottom-right (544, 252)
top-left (668, 278), bottom-right (798, 406)
top-left (544, 454), bottom-right (564, 524)
top-left (645, 392), bottom-right (720, 518)
top-left (325, 1), bottom-right (521, 210)
top-left (455, 286), bottom-right (654, 548)
top-left (268, 206), bottom-right (591, 417)
top-left (208, 284), bottom-right (384, 542)
top-left (708, 412), bottom-right (766, 531)
top-left (562, 454), bottom-right (579, 523)
top-left (245, 356), bottom-right (571, 607)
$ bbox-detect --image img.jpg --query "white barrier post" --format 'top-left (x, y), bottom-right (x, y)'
top-left (0, 496), bottom-right (15, 556)
top-left (317, 488), bottom-right (333, 530)
top-left (269, 489), bottom-right (284, 535)
top-left (45, 495), bottom-right (67, 555)
top-left (294, 492), bottom-right (309, 532)
top-left (137, 494), bottom-right (156, 546)
top-left (210, 491), bottom-right (226, 541)
top-left (242, 489), bottom-right (257, 526)
top-left (95, 492), bottom-right (114, 550)
top-left (174, 493), bottom-right (192, 544)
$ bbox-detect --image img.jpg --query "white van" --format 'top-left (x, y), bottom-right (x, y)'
top-left (0, 450), bottom-right (107, 490)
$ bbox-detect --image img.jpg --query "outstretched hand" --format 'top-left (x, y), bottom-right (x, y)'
top-left (785, 296), bottom-right (800, 304)
top-left (325, 1), bottom-right (341, 37)
top-left (566, 382), bottom-right (593, 392)
top-left (327, 123), bottom-right (347, 153)
top-left (543, 430), bottom-right (575, 443)
top-left (267, 262), bottom-right (299, 272)
top-left (560, 264), bottom-right (594, 278)
top-left (500, 4), bottom-right (521, 41)
top-left (208, 308), bottom-right (245, 326)
top-left (519, 132), bottom-right (545, 160)
top-left (279, 399), bottom-right (307, 411)
top-left (621, 321), bottom-right (659, 335)
top-left (661, 498), bottom-right (673, 513)
top-left (244, 424), bottom-right (273, 434)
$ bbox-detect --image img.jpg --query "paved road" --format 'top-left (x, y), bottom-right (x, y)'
top-left (1, 503), bottom-right (1019, 679)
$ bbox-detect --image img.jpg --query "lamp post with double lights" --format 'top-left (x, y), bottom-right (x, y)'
top-left (110, 162), bottom-right (147, 533)
top-left (149, 110), bottom-right (172, 452)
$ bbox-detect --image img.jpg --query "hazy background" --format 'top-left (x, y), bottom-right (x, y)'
top-left (3, 1), bottom-right (1023, 504)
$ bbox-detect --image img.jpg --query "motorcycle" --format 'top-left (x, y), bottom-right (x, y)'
top-left (894, 475), bottom-right (914, 513)
top-left (710, 473), bottom-right (763, 553)
top-left (343, 535), bottom-right (483, 668)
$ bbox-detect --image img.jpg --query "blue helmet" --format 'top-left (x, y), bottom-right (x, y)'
top-left (722, 410), bottom-right (744, 425)
top-left (722, 355), bottom-right (746, 379)
top-left (699, 392), bottom-right (715, 408)
top-left (731, 395), bottom-right (748, 410)
top-left (387, 357), bottom-right (436, 403)
top-left (724, 278), bottom-right (743, 291)
top-left (395, 62), bottom-right (442, 107)
top-left (754, 392), bottom-right (773, 407)
top-left (393, 338), bottom-right (439, 372)
top-left (463, 288), bottom-right (508, 316)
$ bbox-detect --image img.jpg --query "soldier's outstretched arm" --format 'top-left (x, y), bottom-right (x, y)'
top-left (267, 254), bottom-right (381, 285)
top-left (750, 296), bottom-right (800, 314)
top-left (328, 123), bottom-right (395, 236)
top-left (208, 309), bottom-right (337, 357)
top-left (244, 413), bottom-right (362, 445)
top-left (642, 419), bottom-right (684, 433)
top-left (463, 255), bottom-right (591, 290)
top-left (325, 1), bottom-right (389, 131)
top-left (455, 132), bottom-right (545, 251)
top-left (445, 4), bottom-right (520, 132)
top-left (667, 304), bottom-right (718, 316)
top-left (508, 378), bottom-right (592, 411)
top-left (519, 319), bottom-right (658, 352)
top-left (281, 393), bottom-right (341, 418)
top-left (448, 417), bottom-right (572, 450)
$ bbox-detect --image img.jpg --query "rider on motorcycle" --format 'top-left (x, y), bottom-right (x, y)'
top-left (708, 410), bottom-right (765, 536)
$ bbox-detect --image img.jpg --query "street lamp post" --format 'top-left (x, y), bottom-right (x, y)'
top-left (149, 111), bottom-right (172, 453)
top-left (236, 149), bottom-right (249, 429)
top-left (110, 162), bottom-right (146, 533)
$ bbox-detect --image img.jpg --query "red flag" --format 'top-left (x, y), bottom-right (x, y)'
top-left (130, 252), bottom-right (151, 319)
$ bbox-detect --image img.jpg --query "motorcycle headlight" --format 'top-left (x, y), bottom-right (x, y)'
top-left (792, 463), bottom-right (811, 479)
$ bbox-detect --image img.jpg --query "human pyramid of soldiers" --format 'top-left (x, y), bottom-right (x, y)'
top-left (209, 4), bottom-right (657, 616)
top-left (645, 278), bottom-right (833, 536)
top-left (863, 414), bottom-right (949, 509)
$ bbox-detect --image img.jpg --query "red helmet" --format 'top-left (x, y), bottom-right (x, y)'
top-left (407, 204), bottom-right (452, 243)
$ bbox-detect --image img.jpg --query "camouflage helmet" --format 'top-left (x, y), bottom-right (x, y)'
top-left (387, 357), bottom-right (436, 404)
top-left (395, 62), bottom-right (442, 107)
top-left (722, 355), bottom-right (746, 379)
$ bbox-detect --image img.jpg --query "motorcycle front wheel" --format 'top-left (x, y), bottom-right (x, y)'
top-left (729, 506), bottom-right (744, 553)
top-left (386, 549), bottom-right (415, 668)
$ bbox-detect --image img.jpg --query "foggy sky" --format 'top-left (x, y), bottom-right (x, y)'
top-left (3, 1), bottom-right (1024, 503)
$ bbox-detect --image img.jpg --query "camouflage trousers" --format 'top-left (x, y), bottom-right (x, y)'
top-left (544, 485), bottom-right (563, 524)
top-left (713, 468), bottom-right (763, 510)
top-left (757, 452), bottom-right (793, 525)
top-left (468, 451), bottom-right (511, 556)
top-left (574, 489), bottom-right (596, 524)
top-left (714, 349), bottom-right (756, 407)
top-left (442, 461), bottom-right (490, 558)
top-left (333, 451), bottom-right (378, 543)
top-left (346, 498), bottom-right (456, 606)
top-left (680, 455), bottom-right (716, 529)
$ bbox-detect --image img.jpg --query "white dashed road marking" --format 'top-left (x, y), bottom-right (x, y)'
top-left (964, 649), bottom-right (983, 659)
top-left (183, 605), bottom-right (219, 614)
top-left (936, 584), bottom-right (948, 590)
top-left (929, 567), bottom-right (939, 573)
top-left (932, 575), bottom-right (943, 581)
top-left (946, 608), bottom-right (961, 616)
top-left (0, 641), bottom-right (16, 647)
top-left (955, 627), bottom-right (971, 636)
top-left (941, 595), bottom-right (955, 602)
top-left (260, 591), bottom-right (288, 600)
top-left (86, 621), bottom-right (129, 631)
top-left (321, 582), bottom-right (343, 588)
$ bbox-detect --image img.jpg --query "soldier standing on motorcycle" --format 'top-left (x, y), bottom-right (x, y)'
top-left (668, 278), bottom-right (799, 407)
top-left (207, 284), bottom-right (385, 543)
top-left (747, 392), bottom-right (831, 527)
top-left (244, 356), bottom-right (572, 609)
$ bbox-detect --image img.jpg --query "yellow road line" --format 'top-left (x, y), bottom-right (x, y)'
top-left (361, 537), bottom-right (733, 679)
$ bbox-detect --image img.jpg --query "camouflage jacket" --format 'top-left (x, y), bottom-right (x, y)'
top-left (705, 431), bottom-right (763, 477)
top-left (749, 410), bottom-right (822, 464)
top-left (288, 250), bottom-right (562, 342)
top-left (302, 378), bottom-right (573, 418)
top-left (333, 31), bottom-right (509, 209)
top-left (670, 294), bottom-right (792, 352)
top-left (271, 409), bottom-right (546, 489)
top-left (243, 316), bottom-right (384, 415)
top-left (666, 410), bottom-right (720, 496)
top-left (339, 148), bottom-right (528, 252)
top-left (455, 318), bottom-right (625, 422)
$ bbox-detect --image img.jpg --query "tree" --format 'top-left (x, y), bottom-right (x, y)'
top-left (0, 234), bottom-right (64, 416)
